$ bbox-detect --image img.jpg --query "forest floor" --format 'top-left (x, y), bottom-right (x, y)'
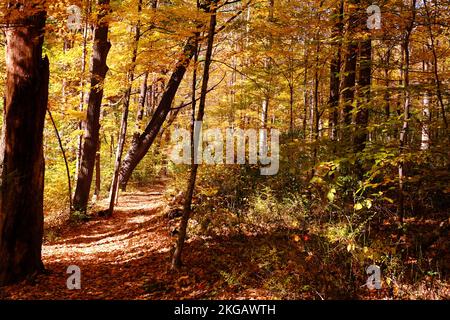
top-left (0, 181), bottom-right (449, 300)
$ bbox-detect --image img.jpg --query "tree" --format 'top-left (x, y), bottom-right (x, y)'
top-left (117, 0), bottom-right (250, 190)
top-left (73, 0), bottom-right (112, 213)
top-left (341, 1), bottom-right (359, 140)
top-left (117, 34), bottom-right (198, 191)
top-left (354, 1), bottom-right (373, 169)
top-left (77, 0), bottom-right (92, 179)
top-left (328, 0), bottom-right (344, 142)
top-left (0, 0), bottom-right (48, 286)
top-left (107, 0), bottom-right (144, 215)
top-left (398, 0), bottom-right (417, 224)
top-left (172, 0), bottom-right (217, 269)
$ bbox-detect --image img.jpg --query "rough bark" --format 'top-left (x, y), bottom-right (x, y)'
top-left (73, 0), bottom-right (111, 212)
top-left (0, 2), bottom-right (48, 286)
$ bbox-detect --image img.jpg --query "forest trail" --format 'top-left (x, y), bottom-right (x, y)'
top-left (2, 182), bottom-right (173, 299)
top-left (1, 181), bottom-right (448, 300)
top-left (0, 181), bottom-right (277, 300)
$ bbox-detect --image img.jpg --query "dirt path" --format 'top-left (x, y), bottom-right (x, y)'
top-left (1, 182), bottom-right (273, 300)
top-left (1, 183), bottom-right (176, 299)
top-left (7, 182), bottom-right (442, 300)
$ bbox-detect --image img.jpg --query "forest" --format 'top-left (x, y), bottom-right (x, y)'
top-left (0, 0), bottom-right (449, 300)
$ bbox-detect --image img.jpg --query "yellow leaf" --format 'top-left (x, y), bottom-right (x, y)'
top-left (67, 109), bottom-right (87, 120)
top-left (354, 203), bottom-right (363, 211)
top-left (327, 188), bottom-right (336, 202)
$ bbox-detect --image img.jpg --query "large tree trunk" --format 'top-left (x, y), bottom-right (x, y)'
top-left (118, 38), bottom-right (197, 191)
top-left (0, 1), bottom-right (48, 286)
top-left (73, 0), bottom-right (111, 212)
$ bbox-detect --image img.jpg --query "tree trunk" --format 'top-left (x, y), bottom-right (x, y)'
top-left (289, 83), bottom-right (294, 134)
top-left (260, 95), bottom-right (269, 149)
top-left (383, 47), bottom-right (392, 120)
top-left (354, 38), bottom-right (372, 153)
top-left (422, 0), bottom-right (448, 130)
top-left (341, 2), bottom-right (359, 139)
top-left (118, 38), bottom-right (197, 191)
top-left (47, 109), bottom-right (73, 210)
top-left (0, 2), bottom-right (48, 286)
top-left (259, 0), bottom-right (274, 152)
top-left (133, 71), bottom-right (148, 145)
top-left (172, 3), bottom-right (216, 269)
top-left (94, 140), bottom-right (101, 201)
top-left (73, 0), bottom-right (112, 213)
top-left (107, 0), bottom-right (143, 215)
top-left (398, 0), bottom-right (416, 224)
top-left (171, 54), bottom-right (199, 270)
top-left (131, 0), bottom-right (156, 145)
top-left (76, 0), bottom-right (92, 179)
top-left (421, 90), bottom-right (431, 151)
top-left (328, 0), bottom-right (343, 142)
top-left (311, 30), bottom-right (321, 175)
top-left (303, 49), bottom-right (309, 138)
top-left (341, 43), bottom-right (357, 129)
